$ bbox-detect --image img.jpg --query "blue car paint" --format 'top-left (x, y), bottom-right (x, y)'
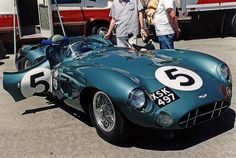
top-left (3, 35), bottom-right (232, 129)
top-left (3, 59), bottom-right (51, 101)
top-left (51, 47), bottom-right (231, 129)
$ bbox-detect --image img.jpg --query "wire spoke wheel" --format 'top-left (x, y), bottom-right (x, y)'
top-left (90, 90), bottom-right (130, 143)
top-left (93, 91), bottom-right (116, 132)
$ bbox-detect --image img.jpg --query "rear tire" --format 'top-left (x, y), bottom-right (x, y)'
top-left (89, 91), bottom-right (129, 144)
top-left (88, 24), bottom-right (108, 36)
top-left (231, 13), bottom-right (236, 36)
top-left (0, 41), bottom-right (7, 59)
top-left (22, 59), bottom-right (32, 70)
top-left (0, 51), bottom-right (6, 59)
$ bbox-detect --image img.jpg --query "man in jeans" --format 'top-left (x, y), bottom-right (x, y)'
top-left (153, 0), bottom-right (180, 49)
top-left (104, 0), bottom-right (147, 47)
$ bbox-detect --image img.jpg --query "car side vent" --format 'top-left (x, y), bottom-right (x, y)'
top-left (178, 101), bottom-right (230, 128)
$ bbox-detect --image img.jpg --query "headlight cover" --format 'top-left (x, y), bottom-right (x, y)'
top-left (156, 111), bottom-right (174, 128)
top-left (52, 69), bottom-right (59, 90)
top-left (219, 64), bottom-right (232, 84)
top-left (129, 89), bottom-right (146, 109)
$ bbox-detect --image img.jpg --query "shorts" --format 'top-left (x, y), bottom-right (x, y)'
top-left (116, 35), bottom-right (137, 48)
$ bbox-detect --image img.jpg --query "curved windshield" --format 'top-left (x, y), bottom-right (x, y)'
top-left (65, 37), bottom-right (113, 57)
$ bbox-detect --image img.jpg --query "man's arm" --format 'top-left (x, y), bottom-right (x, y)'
top-left (166, 8), bottom-right (181, 38)
top-left (104, 18), bottom-right (116, 39)
top-left (138, 11), bottom-right (148, 37)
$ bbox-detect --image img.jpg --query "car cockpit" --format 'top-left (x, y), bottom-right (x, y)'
top-left (42, 35), bottom-right (113, 67)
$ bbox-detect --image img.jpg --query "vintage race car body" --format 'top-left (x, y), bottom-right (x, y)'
top-left (3, 35), bottom-right (232, 143)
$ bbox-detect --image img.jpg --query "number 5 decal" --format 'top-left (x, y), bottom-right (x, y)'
top-left (21, 68), bottom-right (51, 98)
top-left (165, 68), bottom-right (195, 86)
top-left (155, 66), bottom-right (203, 91)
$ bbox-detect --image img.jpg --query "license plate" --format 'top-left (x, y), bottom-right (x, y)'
top-left (149, 87), bottom-right (180, 107)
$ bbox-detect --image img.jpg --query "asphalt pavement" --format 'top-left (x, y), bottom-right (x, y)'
top-left (0, 37), bottom-right (236, 158)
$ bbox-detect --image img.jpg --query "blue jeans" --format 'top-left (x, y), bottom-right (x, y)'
top-left (157, 34), bottom-right (175, 49)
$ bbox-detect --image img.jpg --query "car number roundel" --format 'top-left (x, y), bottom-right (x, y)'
top-left (21, 68), bottom-right (51, 98)
top-left (155, 66), bottom-right (203, 91)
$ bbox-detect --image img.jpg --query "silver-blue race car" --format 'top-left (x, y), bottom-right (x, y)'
top-left (3, 35), bottom-right (232, 144)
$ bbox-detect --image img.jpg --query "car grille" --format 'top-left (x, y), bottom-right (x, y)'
top-left (178, 101), bottom-right (230, 128)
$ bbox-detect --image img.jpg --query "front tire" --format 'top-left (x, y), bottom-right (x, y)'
top-left (89, 91), bottom-right (129, 144)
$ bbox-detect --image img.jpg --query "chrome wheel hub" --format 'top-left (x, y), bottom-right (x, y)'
top-left (93, 91), bottom-right (116, 132)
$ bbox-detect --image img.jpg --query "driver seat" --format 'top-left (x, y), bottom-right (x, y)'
top-left (72, 42), bottom-right (93, 55)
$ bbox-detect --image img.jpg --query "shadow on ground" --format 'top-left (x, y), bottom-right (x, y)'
top-left (22, 95), bottom-right (93, 127)
top-left (22, 95), bottom-right (235, 151)
top-left (122, 109), bottom-right (235, 150)
top-left (0, 55), bottom-right (10, 60)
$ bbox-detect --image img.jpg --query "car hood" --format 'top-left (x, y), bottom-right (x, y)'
top-left (65, 47), bottom-right (225, 99)
top-left (70, 48), bottom-right (178, 79)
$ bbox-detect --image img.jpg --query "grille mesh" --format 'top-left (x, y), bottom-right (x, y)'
top-left (178, 101), bottom-right (229, 128)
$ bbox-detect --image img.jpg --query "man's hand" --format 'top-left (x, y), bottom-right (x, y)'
top-left (104, 18), bottom-right (115, 40)
top-left (104, 32), bottom-right (111, 40)
top-left (176, 28), bottom-right (181, 39)
top-left (141, 28), bottom-right (148, 38)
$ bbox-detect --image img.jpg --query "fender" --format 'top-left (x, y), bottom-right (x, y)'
top-left (23, 45), bottom-right (48, 62)
top-left (154, 49), bottom-right (227, 83)
top-left (3, 59), bottom-right (51, 101)
top-left (77, 66), bottom-right (140, 104)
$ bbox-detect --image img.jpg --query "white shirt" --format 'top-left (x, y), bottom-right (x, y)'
top-left (154, 0), bottom-right (176, 36)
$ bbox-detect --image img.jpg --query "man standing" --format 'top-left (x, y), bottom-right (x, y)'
top-left (104, 0), bottom-right (147, 47)
top-left (153, 0), bottom-right (180, 49)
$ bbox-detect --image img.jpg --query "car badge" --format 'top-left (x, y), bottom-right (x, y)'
top-left (198, 94), bottom-right (208, 98)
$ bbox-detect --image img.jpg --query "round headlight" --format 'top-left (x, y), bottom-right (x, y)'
top-left (52, 69), bottom-right (59, 89)
top-left (220, 64), bottom-right (232, 84)
top-left (53, 69), bottom-right (59, 78)
top-left (129, 89), bottom-right (146, 109)
top-left (53, 78), bottom-right (58, 90)
top-left (156, 111), bottom-right (174, 128)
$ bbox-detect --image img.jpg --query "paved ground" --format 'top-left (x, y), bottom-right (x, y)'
top-left (0, 37), bottom-right (236, 158)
